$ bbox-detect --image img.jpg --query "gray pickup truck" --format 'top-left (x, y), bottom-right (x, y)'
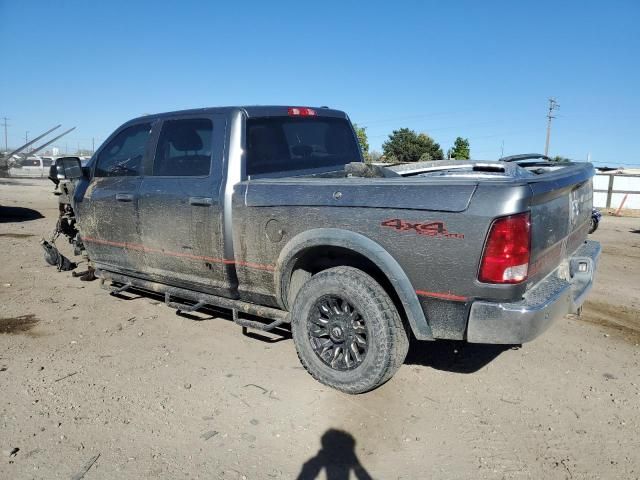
top-left (54, 105), bottom-right (600, 393)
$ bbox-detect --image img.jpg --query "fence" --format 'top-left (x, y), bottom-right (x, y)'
top-left (593, 173), bottom-right (640, 211)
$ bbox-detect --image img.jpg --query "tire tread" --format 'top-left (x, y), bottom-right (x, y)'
top-left (292, 266), bottom-right (409, 394)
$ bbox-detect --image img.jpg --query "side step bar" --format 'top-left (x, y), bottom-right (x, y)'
top-left (100, 279), bottom-right (132, 295)
top-left (232, 310), bottom-right (286, 333)
top-left (96, 269), bottom-right (290, 324)
top-left (164, 292), bottom-right (206, 314)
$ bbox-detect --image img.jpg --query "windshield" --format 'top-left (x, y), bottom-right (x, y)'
top-left (246, 116), bottom-right (360, 175)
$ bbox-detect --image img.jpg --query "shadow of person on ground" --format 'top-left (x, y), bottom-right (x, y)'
top-left (405, 338), bottom-right (516, 373)
top-left (0, 206), bottom-right (44, 223)
top-left (296, 429), bottom-right (372, 480)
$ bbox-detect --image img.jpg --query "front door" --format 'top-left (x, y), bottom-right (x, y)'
top-left (80, 122), bottom-right (153, 274)
top-left (137, 114), bottom-right (234, 297)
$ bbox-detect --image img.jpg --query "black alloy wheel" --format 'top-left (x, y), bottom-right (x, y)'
top-left (308, 295), bottom-right (368, 371)
top-left (291, 266), bottom-right (409, 394)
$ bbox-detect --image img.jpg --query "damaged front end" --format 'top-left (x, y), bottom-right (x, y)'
top-left (41, 238), bottom-right (76, 271)
top-left (41, 157), bottom-right (95, 280)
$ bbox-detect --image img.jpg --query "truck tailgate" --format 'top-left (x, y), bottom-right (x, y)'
top-left (527, 164), bottom-right (594, 286)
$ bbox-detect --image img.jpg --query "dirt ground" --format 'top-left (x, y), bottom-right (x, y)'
top-left (1, 178), bottom-right (639, 480)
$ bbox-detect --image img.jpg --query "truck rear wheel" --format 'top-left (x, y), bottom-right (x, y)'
top-left (291, 266), bottom-right (409, 394)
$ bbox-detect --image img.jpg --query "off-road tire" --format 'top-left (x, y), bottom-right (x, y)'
top-left (291, 266), bottom-right (409, 394)
top-left (588, 217), bottom-right (598, 234)
top-left (287, 268), bottom-right (312, 309)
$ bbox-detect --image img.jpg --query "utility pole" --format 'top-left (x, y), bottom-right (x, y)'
top-left (2, 117), bottom-right (9, 152)
top-left (92, 137), bottom-right (95, 154)
top-left (544, 98), bottom-right (560, 156)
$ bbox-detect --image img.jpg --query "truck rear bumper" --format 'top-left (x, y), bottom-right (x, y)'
top-left (466, 240), bottom-right (601, 344)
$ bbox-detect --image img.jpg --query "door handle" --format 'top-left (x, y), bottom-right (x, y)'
top-left (115, 193), bottom-right (134, 202)
top-left (189, 196), bottom-right (213, 206)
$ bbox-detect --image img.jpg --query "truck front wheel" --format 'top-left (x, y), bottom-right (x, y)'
top-left (291, 266), bottom-right (409, 394)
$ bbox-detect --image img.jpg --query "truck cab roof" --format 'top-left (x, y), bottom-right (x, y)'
top-left (126, 106), bottom-right (349, 126)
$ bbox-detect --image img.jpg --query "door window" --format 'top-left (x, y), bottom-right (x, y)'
top-left (153, 118), bottom-right (213, 176)
top-left (95, 123), bottom-right (151, 177)
top-left (20, 158), bottom-right (41, 167)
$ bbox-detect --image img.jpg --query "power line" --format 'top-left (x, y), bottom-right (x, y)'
top-left (358, 110), bottom-right (473, 127)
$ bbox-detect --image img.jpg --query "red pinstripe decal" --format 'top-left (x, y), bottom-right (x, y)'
top-left (415, 289), bottom-right (468, 302)
top-left (83, 236), bottom-right (275, 272)
top-left (84, 237), bottom-right (469, 294)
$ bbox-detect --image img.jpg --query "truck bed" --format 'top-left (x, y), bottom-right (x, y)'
top-left (233, 160), bottom-right (594, 340)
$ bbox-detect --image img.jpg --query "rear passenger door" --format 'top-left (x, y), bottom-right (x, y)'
top-left (138, 114), bottom-right (233, 296)
top-left (81, 122), bottom-right (153, 274)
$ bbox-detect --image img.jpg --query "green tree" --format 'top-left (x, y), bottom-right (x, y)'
top-left (382, 128), bottom-right (443, 163)
top-left (551, 155), bottom-right (570, 163)
top-left (352, 123), bottom-right (369, 162)
top-left (448, 137), bottom-right (470, 160)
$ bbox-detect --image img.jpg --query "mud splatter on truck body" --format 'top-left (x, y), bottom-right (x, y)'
top-left (49, 105), bottom-right (599, 393)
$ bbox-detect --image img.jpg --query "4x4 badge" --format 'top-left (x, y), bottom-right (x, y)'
top-left (381, 219), bottom-right (464, 239)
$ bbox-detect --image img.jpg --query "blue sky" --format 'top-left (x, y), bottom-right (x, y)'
top-left (1, 0), bottom-right (639, 166)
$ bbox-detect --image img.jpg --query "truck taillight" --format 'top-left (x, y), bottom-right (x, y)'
top-left (479, 212), bottom-right (530, 284)
top-left (288, 107), bottom-right (316, 117)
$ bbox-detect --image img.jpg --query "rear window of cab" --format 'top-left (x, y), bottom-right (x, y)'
top-left (246, 117), bottom-right (360, 176)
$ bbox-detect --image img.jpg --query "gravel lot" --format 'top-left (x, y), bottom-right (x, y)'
top-left (1, 178), bottom-right (639, 479)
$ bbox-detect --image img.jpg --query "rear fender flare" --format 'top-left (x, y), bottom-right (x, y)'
top-left (275, 228), bottom-right (433, 340)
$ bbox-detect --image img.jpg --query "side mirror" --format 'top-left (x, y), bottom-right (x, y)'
top-left (56, 157), bottom-right (84, 180)
top-left (47, 164), bottom-right (60, 186)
